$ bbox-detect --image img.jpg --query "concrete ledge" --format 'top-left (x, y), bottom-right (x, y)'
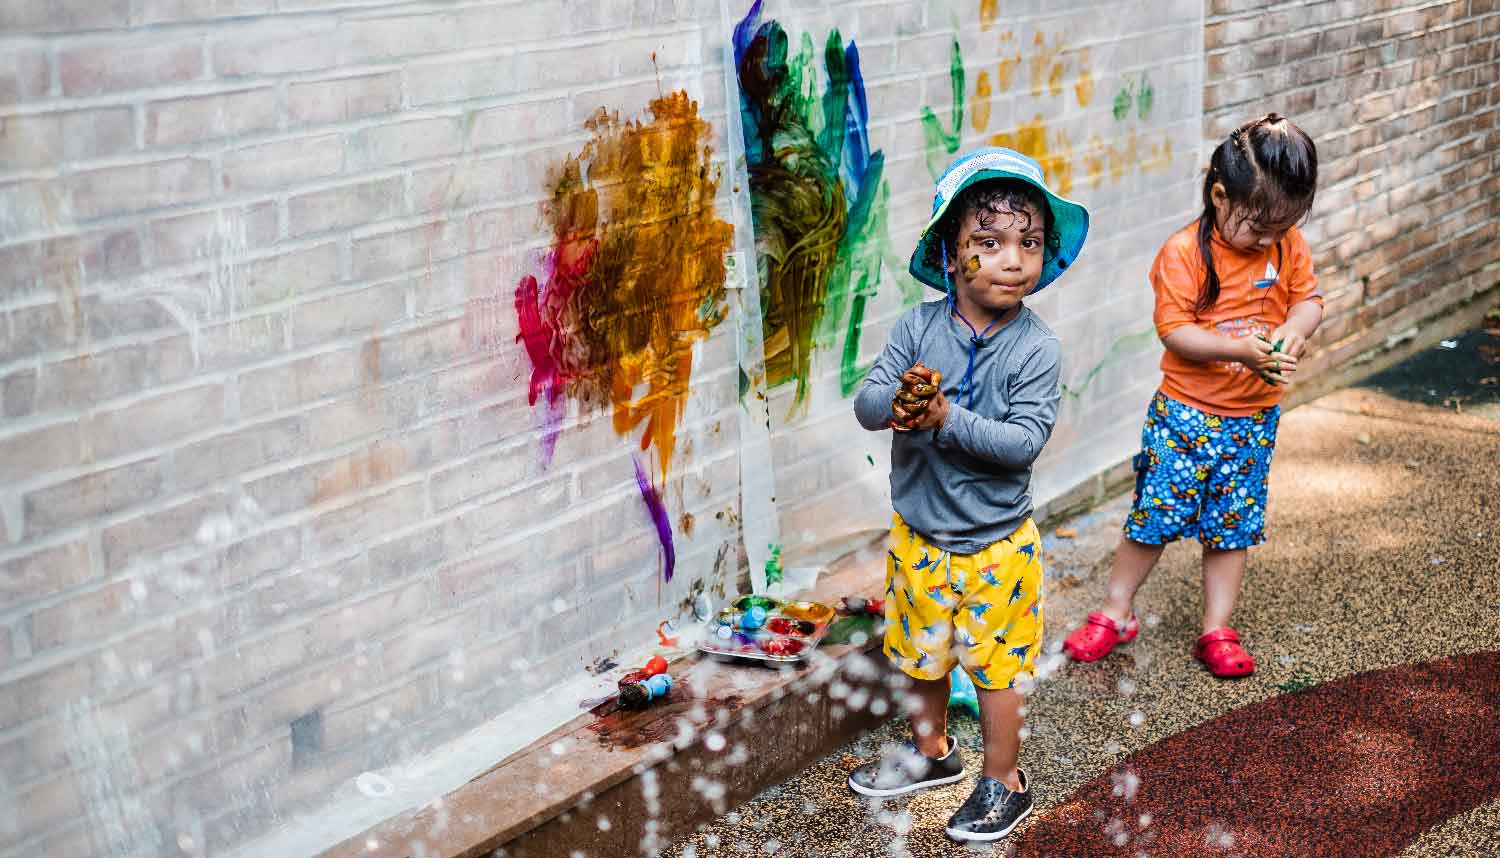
top-left (320, 537), bottom-right (894, 858)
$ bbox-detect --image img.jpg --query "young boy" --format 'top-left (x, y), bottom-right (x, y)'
top-left (848, 148), bottom-right (1088, 842)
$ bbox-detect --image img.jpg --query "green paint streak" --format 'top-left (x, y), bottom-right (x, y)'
top-left (764, 543), bottom-right (784, 587)
top-left (1112, 83), bottom-right (1132, 121)
top-left (1136, 74), bottom-right (1154, 119)
top-left (736, 16), bottom-right (897, 410)
top-left (919, 39), bottom-right (965, 181)
top-left (1061, 326), bottom-right (1159, 400)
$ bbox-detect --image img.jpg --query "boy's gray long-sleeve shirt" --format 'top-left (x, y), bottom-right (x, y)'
top-left (855, 299), bottom-right (1062, 554)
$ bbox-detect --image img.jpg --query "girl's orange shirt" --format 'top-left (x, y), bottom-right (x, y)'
top-left (1151, 222), bottom-right (1321, 417)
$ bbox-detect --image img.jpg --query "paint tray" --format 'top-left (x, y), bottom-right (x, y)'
top-left (696, 595), bottom-right (836, 663)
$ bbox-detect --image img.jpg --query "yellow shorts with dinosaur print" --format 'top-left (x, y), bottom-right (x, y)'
top-left (882, 513), bottom-right (1045, 691)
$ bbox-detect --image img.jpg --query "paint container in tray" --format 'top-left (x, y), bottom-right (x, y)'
top-left (698, 595), bottom-right (836, 663)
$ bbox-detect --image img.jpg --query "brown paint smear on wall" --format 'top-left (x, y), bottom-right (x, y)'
top-left (515, 91), bottom-right (734, 482)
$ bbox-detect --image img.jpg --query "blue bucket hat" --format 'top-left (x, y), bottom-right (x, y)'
top-left (908, 147), bottom-right (1089, 296)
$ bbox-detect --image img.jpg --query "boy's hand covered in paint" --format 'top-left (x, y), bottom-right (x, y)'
top-left (890, 364), bottom-right (946, 431)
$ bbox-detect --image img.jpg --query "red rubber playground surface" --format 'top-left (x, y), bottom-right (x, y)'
top-left (666, 327), bottom-right (1500, 857)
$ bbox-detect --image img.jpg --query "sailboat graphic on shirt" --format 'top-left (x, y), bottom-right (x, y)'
top-left (1253, 260), bottom-right (1278, 289)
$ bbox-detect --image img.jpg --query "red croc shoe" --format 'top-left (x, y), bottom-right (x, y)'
top-left (1063, 612), bottom-right (1140, 662)
top-left (1195, 627), bottom-right (1255, 678)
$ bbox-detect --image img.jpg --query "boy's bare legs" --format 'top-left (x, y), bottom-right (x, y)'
top-left (1101, 538), bottom-right (1166, 624)
top-left (1200, 546), bottom-right (1247, 633)
top-left (907, 673), bottom-right (951, 759)
top-left (976, 686), bottom-right (1025, 791)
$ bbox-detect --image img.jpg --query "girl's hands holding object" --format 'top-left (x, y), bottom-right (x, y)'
top-left (890, 364), bottom-right (948, 432)
top-left (1268, 324), bottom-right (1309, 359)
top-left (1239, 334), bottom-right (1296, 386)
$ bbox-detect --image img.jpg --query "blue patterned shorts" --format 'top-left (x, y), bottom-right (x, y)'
top-left (1123, 392), bottom-right (1280, 550)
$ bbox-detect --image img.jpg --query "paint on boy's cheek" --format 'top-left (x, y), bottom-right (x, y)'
top-left (965, 255), bottom-right (982, 274)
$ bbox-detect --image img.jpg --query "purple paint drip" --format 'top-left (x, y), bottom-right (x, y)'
top-left (633, 456), bottom-right (676, 582)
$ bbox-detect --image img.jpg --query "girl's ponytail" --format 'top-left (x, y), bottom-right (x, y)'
top-left (1194, 114), bottom-right (1318, 313)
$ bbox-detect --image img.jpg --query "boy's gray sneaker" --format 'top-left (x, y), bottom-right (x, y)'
top-left (847, 737), bottom-right (964, 797)
top-left (944, 770), bottom-right (1033, 841)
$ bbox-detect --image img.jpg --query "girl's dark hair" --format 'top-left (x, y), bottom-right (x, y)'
top-left (1196, 113), bottom-right (1318, 312)
top-left (922, 178), bottom-right (1060, 276)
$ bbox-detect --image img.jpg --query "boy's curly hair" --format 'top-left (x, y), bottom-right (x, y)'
top-left (920, 178), bottom-right (1061, 275)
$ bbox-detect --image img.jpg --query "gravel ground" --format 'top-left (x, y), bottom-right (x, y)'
top-left (662, 321), bottom-right (1500, 858)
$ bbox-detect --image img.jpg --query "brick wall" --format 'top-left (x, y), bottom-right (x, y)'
top-left (0, 1), bottom-right (1493, 856)
top-left (1205, 0), bottom-right (1500, 370)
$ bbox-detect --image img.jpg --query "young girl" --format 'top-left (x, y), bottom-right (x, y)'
top-left (1062, 113), bottom-right (1320, 678)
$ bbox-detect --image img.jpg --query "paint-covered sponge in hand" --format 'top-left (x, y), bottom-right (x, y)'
top-left (891, 363), bottom-right (943, 429)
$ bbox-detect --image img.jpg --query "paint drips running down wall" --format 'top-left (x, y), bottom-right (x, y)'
top-left (733, 0), bottom-right (898, 408)
top-left (513, 91), bottom-right (736, 484)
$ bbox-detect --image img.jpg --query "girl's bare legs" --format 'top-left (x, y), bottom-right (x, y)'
top-left (976, 686), bottom-right (1025, 790)
top-left (1200, 546), bottom-right (1247, 633)
top-left (1101, 538), bottom-right (1166, 624)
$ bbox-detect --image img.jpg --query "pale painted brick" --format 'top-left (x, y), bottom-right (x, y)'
top-left (453, 3), bottom-right (570, 48)
top-left (321, 673), bottom-right (433, 751)
top-left (76, 227), bottom-right (146, 285)
top-left (0, 236), bottom-right (82, 300)
top-left (467, 98), bottom-right (572, 150)
top-left (148, 203), bottom-right (277, 266)
top-left (195, 523), bottom-right (300, 587)
top-left (101, 491), bottom-right (231, 570)
top-left (0, 48), bottom-right (50, 105)
top-left (246, 439), bottom-right (408, 518)
top-left (146, 88), bottom-right (279, 146)
top-left (34, 340), bottom-right (196, 414)
top-left (24, 457), bottom-right (164, 538)
top-left (0, 771), bottom-right (83, 849)
top-left (367, 317), bottom-right (467, 381)
top-left (429, 438), bottom-right (543, 512)
top-left (512, 44), bottom-right (619, 91)
top-left (0, 179), bottom-right (72, 237)
top-left (405, 55), bottom-right (520, 107)
top-left (305, 481), bottom-right (425, 557)
top-left (86, 384), bottom-right (225, 461)
top-left (342, 13), bottom-right (458, 63)
top-left (0, 420), bottom-right (82, 492)
top-left (30, 578), bottom-right (173, 651)
top-left (169, 416), bottom-right (305, 491)
top-left (0, 540), bottom-right (93, 606)
top-left (350, 219), bottom-right (463, 281)
top-left (136, 0), bottom-right (275, 25)
top-left (287, 176), bottom-right (403, 235)
top-left (0, 656), bottom-right (92, 730)
top-left (441, 476), bottom-right (567, 556)
top-left (351, 117), bottom-right (463, 169)
top-left (233, 242), bottom-right (342, 308)
top-left (69, 158), bottom-right (214, 221)
top-left (59, 35), bottom-right (203, 96)
top-left (288, 73), bottom-right (401, 126)
top-left (1, 369), bottom-right (36, 419)
top-left (222, 134), bottom-right (345, 192)
top-left (237, 344), bottom-right (366, 416)
top-left (214, 21), bottom-right (346, 77)
top-left (0, 301), bottom-right (81, 364)
top-left (0, 106), bottom-right (135, 168)
top-left (0, 0), bottom-right (128, 33)
top-left (289, 282), bottom-right (404, 348)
